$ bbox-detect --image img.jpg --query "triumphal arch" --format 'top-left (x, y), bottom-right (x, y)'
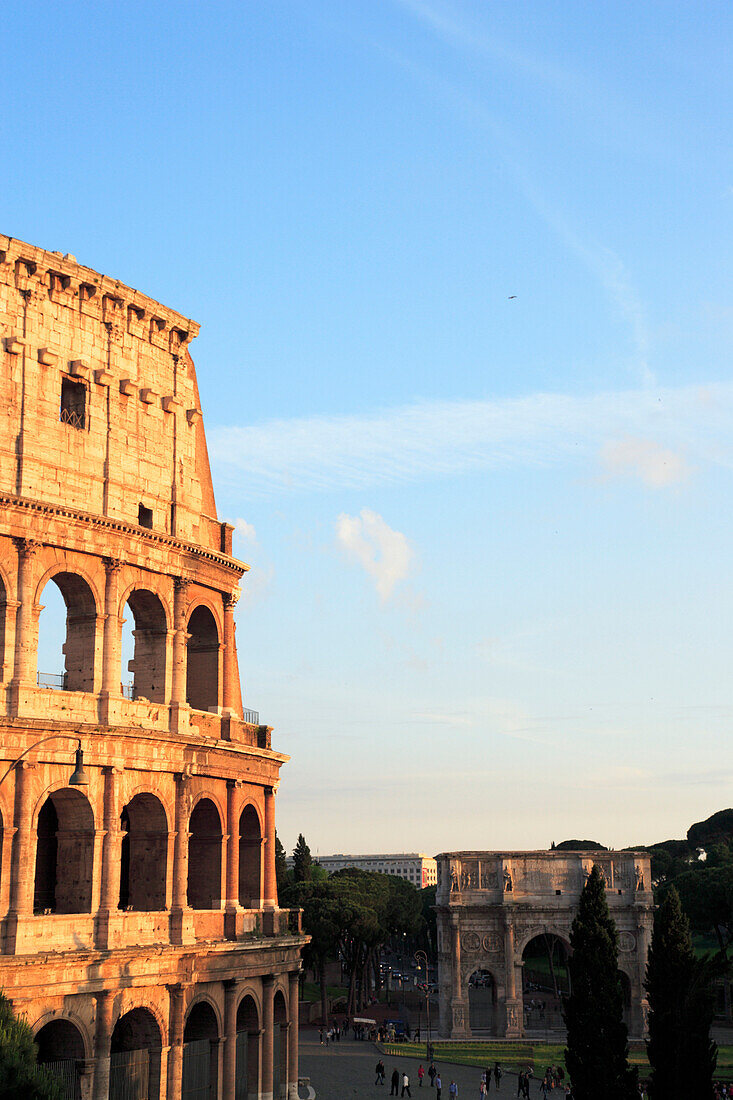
top-left (0, 235), bottom-right (307, 1099)
top-left (436, 849), bottom-right (653, 1040)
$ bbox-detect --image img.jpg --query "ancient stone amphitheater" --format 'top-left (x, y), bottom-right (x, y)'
top-left (0, 235), bottom-right (306, 1099)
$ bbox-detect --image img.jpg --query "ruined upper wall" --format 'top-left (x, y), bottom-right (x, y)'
top-left (0, 235), bottom-right (229, 554)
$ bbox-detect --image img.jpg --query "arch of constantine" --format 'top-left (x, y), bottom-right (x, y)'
top-left (435, 849), bottom-right (653, 1041)
top-left (0, 235), bottom-right (306, 1099)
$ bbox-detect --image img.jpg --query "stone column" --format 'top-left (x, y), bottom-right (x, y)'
top-left (170, 774), bottom-right (193, 944)
top-left (263, 787), bottom-right (278, 910)
top-left (223, 978), bottom-right (241, 1100)
top-left (101, 558), bottom-right (122, 694)
top-left (222, 592), bottom-right (239, 715)
top-left (225, 780), bottom-right (242, 939)
top-left (170, 578), bottom-right (190, 733)
top-left (287, 971), bottom-right (300, 1100)
top-left (96, 766), bottom-right (122, 949)
top-left (167, 984), bottom-right (185, 1100)
top-left (449, 914), bottom-right (467, 1037)
top-left (6, 760), bottom-right (35, 953)
top-left (92, 989), bottom-right (115, 1100)
top-left (262, 975), bottom-right (274, 1100)
top-left (9, 537), bottom-right (39, 713)
top-left (503, 918), bottom-right (522, 1037)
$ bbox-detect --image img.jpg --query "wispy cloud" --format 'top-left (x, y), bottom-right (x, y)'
top-left (209, 383), bottom-right (733, 498)
top-left (600, 436), bottom-right (689, 487)
top-left (234, 518), bottom-right (257, 544)
top-left (336, 508), bottom-right (414, 601)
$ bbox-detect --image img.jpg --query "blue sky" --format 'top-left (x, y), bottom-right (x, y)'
top-left (11, 0), bottom-right (733, 855)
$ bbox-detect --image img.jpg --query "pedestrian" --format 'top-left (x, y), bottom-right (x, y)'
top-left (493, 1063), bottom-right (502, 1090)
top-left (449, 1081), bottom-right (458, 1099)
top-left (436, 1074), bottom-right (442, 1100)
top-left (376, 1060), bottom-right (385, 1086)
top-left (516, 1072), bottom-right (523, 1097)
top-left (402, 1072), bottom-right (412, 1098)
top-left (428, 1063), bottom-right (437, 1087)
top-left (319, 1027), bottom-right (323, 1045)
top-left (415, 1027), bottom-right (421, 1043)
top-left (391, 1069), bottom-right (400, 1096)
top-left (418, 1065), bottom-right (425, 1088)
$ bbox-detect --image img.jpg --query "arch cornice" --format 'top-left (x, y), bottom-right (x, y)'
top-left (184, 992), bottom-right (223, 1036)
top-left (33, 559), bottom-right (103, 613)
top-left (30, 1010), bottom-right (93, 1060)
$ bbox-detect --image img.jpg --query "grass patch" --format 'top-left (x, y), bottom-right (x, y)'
top-left (301, 982), bottom-right (348, 1003)
top-left (381, 1041), bottom-right (733, 1081)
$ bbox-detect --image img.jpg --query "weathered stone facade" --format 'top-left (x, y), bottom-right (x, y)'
top-left (436, 850), bottom-right (653, 1040)
top-left (0, 235), bottom-right (307, 1099)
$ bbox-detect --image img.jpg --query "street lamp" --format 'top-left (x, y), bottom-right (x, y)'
top-left (0, 735), bottom-right (88, 790)
top-left (414, 949), bottom-right (432, 1053)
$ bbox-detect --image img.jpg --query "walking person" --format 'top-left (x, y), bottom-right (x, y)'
top-left (403, 1071), bottom-right (412, 1098)
top-left (375, 1060), bottom-right (385, 1085)
top-left (493, 1063), bottom-right (502, 1090)
top-left (435, 1073), bottom-right (442, 1100)
top-left (418, 1065), bottom-right (425, 1087)
top-left (449, 1081), bottom-right (458, 1099)
top-left (391, 1069), bottom-right (400, 1096)
top-left (428, 1064), bottom-right (437, 1088)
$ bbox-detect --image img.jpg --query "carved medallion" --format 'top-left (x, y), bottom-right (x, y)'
top-left (618, 931), bottom-right (636, 953)
top-left (482, 932), bottom-right (503, 954)
top-left (461, 931), bottom-right (481, 952)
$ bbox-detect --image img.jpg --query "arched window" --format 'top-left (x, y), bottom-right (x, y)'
top-left (33, 789), bottom-right (94, 913)
top-left (238, 805), bottom-right (262, 908)
top-left (37, 572), bottom-right (97, 692)
top-left (119, 794), bottom-right (168, 911)
top-left (0, 573), bottom-right (7, 681)
top-left (273, 991), bottom-right (288, 1100)
top-left (236, 996), bottom-right (260, 1100)
top-left (35, 1017), bottom-right (85, 1097)
top-left (183, 1001), bottom-right (219, 1100)
top-left (467, 969), bottom-right (496, 1034)
top-left (187, 799), bottom-right (223, 910)
top-left (110, 1007), bottom-right (163, 1100)
top-left (186, 606), bottom-right (219, 712)
top-left (121, 591), bottom-right (168, 702)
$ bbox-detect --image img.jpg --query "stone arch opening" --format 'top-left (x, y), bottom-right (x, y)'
top-left (119, 793), bottom-right (168, 911)
top-left (121, 590), bottom-right (168, 702)
top-left (183, 1000), bottom-right (219, 1100)
top-left (236, 995), bottom-right (260, 1100)
top-left (35, 1017), bottom-right (85, 1098)
top-left (522, 933), bottom-right (571, 1033)
top-left (36, 572), bottom-right (98, 692)
top-left (186, 605), bottom-right (219, 712)
top-left (238, 805), bottom-right (262, 908)
top-left (467, 969), bottom-right (496, 1034)
top-left (187, 798), bottom-right (223, 910)
top-left (0, 571), bottom-right (7, 681)
top-left (273, 989), bottom-right (288, 1100)
top-left (110, 1007), bottom-right (162, 1100)
top-left (33, 788), bottom-right (94, 913)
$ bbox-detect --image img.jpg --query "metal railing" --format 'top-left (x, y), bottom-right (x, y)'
top-left (242, 708), bottom-right (259, 724)
top-left (60, 406), bottom-right (85, 430)
top-left (37, 672), bottom-right (68, 690)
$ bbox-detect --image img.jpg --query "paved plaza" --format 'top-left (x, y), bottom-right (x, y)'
top-left (298, 1034), bottom-right (541, 1099)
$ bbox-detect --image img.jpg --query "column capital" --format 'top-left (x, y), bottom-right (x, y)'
top-left (13, 537), bottom-right (41, 558)
top-left (173, 576), bottom-right (192, 595)
top-left (226, 778), bottom-right (243, 790)
top-left (102, 556), bottom-right (123, 575)
top-left (223, 591), bottom-right (240, 610)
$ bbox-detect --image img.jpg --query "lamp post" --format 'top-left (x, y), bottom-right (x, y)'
top-left (414, 950), bottom-right (431, 1053)
top-left (0, 735), bottom-right (88, 790)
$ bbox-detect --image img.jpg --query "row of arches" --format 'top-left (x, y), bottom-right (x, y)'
top-left (0, 569), bottom-right (221, 712)
top-left (0, 789), bottom-right (263, 915)
top-left (33, 989), bottom-right (290, 1100)
top-left (466, 933), bottom-right (633, 1034)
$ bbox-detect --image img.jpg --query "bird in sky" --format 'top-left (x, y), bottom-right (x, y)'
top-left (508, 295), bottom-right (517, 299)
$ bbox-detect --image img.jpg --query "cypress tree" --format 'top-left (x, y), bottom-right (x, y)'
top-left (564, 864), bottom-right (638, 1100)
top-left (645, 886), bottom-right (717, 1099)
top-left (292, 833), bottom-right (313, 882)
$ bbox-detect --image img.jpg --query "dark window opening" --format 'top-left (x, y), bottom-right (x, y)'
top-left (60, 377), bottom-right (86, 429)
top-left (138, 504), bottom-right (153, 529)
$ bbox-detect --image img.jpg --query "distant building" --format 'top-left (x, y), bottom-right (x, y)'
top-left (313, 853), bottom-right (437, 888)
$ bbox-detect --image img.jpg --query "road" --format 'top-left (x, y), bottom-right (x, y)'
top-left (298, 1034), bottom-right (553, 1099)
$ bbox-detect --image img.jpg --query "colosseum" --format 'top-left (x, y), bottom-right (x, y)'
top-left (0, 235), bottom-right (307, 1099)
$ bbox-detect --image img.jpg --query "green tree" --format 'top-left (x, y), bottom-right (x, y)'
top-left (288, 879), bottom-right (354, 1025)
top-left (292, 834), bottom-right (313, 883)
top-left (564, 865), bottom-right (638, 1100)
top-left (555, 840), bottom-right (608, 851)
top-left (274, 831), bottom-right (290, 894)
top-left (0, 993), bottom-right (63, 1100)
top-left (645, 887), bottom-right (717, 1099)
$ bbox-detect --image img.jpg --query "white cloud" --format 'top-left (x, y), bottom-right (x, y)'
top-left (600, 436), bottom-right (689, 487)
top-left (208, 383), bottom-right (733, 498)
top-left (234, 518), bottom-right (257, 544)
top-left (336, 509), bottom-right (414, 602)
